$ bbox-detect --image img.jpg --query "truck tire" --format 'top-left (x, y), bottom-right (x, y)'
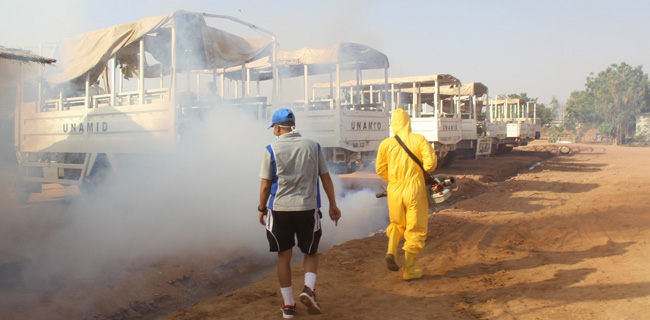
top-left (437, 155), bottom-right (446, 168)
top-left (11, 180), bottom-right (41, 204)
top-left (491, 144), bottom-right (499, 156)
top-left (79, 161), bottom-right (111, 196)
top-left (13, 191), bottom-right (31, 204)
top-left (441, 151), bottom-right (456, 167)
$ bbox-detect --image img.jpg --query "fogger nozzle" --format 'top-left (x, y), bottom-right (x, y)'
top-left (434, 175), bottom-right (457, 190)
top-left (375, 174), bottom-right (458, 199)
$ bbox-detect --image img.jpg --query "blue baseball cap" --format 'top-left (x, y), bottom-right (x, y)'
top-left (268, 108), bottom-right (296, 129)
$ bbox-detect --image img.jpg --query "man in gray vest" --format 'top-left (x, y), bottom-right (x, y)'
top-left (258, 108), bottom-right (342, 318)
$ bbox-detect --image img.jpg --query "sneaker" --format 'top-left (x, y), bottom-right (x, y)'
top-left (281, 304), bottom-right (296, 319)
top-left (299, 286), bottom-right (322, 314)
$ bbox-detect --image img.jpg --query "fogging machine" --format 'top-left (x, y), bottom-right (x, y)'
top-left (376, 174), bottom-right (458, 204)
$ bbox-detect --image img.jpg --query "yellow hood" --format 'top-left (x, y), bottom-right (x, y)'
top-left (391, 108), bottom-right (412, 137)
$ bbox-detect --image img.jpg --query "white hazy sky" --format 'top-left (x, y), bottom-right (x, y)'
top-left (3, 0), bottom-right (649, 106)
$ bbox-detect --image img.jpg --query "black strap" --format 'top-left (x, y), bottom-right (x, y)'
top-left (394, 135), bottom-right (427, 175)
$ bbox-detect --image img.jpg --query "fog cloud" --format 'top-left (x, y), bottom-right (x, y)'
top-left (0, 105), bottom-right (389, 285)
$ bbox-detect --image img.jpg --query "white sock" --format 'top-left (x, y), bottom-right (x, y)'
top-left (304, 272), bottom-right (317, 291)
top-left (280, 286), bottom-right (294, 306)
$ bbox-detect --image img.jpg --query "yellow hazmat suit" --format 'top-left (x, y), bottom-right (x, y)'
top-left (376, 108), bottom-right (437, 280)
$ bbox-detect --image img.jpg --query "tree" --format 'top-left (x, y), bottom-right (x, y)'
top-left (549, 96), bottom-right (561, 121)
top-left (565, 62), bottom-right (650, 143)
top-left (564, 89), bottom-right (599, 131)
top-left (589, 62), bottom-right (650, 142)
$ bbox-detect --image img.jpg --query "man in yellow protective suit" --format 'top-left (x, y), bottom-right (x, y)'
top-left (376, 108), bottom-right (437, 280)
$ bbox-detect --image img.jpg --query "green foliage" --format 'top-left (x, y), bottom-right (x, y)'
top-left (507, 93), bottom-right (533, 101)
top-left (597, 123), bottom-right (615, 137)
top-left (565, 90), bottom-right (599, 131)
top-left (549, 96), bottom-right (560, 121)
top-left (536, 105), bottom-right (553, 125)
top-left (565, 62), bottom-right (650, 142)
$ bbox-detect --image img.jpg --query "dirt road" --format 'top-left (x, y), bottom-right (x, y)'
top-left (2, 142), bottom-right (649, 319)
top-left (164, 143), bottom-right (650, 319)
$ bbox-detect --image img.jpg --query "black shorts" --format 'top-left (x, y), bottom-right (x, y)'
top-left (265, 209), bottom-right (322, 254)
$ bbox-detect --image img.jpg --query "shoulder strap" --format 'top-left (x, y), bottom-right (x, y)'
top-left (394, 135), bottom-right (427, 174)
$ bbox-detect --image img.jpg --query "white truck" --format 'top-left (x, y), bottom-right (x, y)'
top-left (484, 98), bottom-right (509, 154)
top-left (382, 75), bottom-right (463, 167)
top-left (233, 42), bottom-right (391, 173)
top-left (452, 82), bottom-right (494, 159)
top-left (12, 11), bottom-right (277, 198)
top-left (487, 97), bottom-right (538, 153)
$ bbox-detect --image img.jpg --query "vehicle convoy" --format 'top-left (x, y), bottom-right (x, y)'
top-left (231, 42), bottom-right (391, 172)
top-left (12, 11), bottom-right (277, 198)
top-left (486, 96), bottom-right (538, 152)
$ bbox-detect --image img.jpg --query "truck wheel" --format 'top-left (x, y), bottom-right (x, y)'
top-left (437, 155), bottom-right (446, 168)
top-left (441, 152), bottom-right (456, 167)
top-left (11, 180), bottom-right (41, 204)
top-left (491, 144), bottom-right (499, 155)
top-left (12, 189), bottom-right (32, 204)
top-left (79, 165), bottom-right (111, 196)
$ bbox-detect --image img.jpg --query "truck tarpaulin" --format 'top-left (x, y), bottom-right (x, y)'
top-left (45, 10), bottom-right (271, 87)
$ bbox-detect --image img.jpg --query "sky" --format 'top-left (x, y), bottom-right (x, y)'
top-left (2, 0), bottom-right (650, 106)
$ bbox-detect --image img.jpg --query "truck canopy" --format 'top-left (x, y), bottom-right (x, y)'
top-left (313, 74), bottom-right (459, 90)
top-left (221, 42), bottom-right (389, 81)
top-left (489, 97), bottom-right (528, 105)
top-left (45, 10), bottom-right (272, 87)
top-left (440, 82), bottom-right (488, 97)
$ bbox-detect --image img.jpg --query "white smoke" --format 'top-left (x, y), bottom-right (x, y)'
top-left (319, 186), bottom-right (389, 250)
top-left (0, 10), bottom-right (391, 317)
top-left (0, 106), bottom-right (389, 285)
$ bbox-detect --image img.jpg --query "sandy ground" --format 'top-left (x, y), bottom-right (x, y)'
top-left (2, 141), bottom-right (650, 319)
top-left (163, 142), bottom-right (650, 320)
